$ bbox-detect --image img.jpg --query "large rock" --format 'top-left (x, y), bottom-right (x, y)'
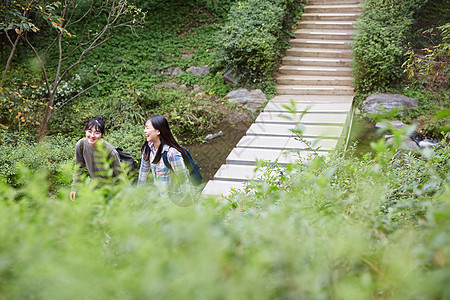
top-left (170, 67), bottom-right (184, 76)
top-left (386, 137), bottom-right (420, 152)
top-left (362, 93), bottom-right (418, 115)
top-left (187, 65), bottom-right (209, 76)
top-left (226, 88), bottom-right (266, 111)
top-left (154, 66), bottom-right (185, 76)
top-left (375, 120), bottom-right (407, 130)
top-left (223, 70), bottom-right (239, 86)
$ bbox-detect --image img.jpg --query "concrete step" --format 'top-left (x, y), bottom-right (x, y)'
top-left (255, 111), bottom-right (348, 125)
top-left (279, 65), bottom-right (352, 76)
top-left (295, 29), bottom-right (355, 40)
top-left (226, 147), bottom-right (324, 166)
top-left (264, 101), bottom-right (352, 113)
top-left (286, 47), bottom-right (352, 58)
top-left (299, 20), bottom-right (356, 30)
top-left (290, 38), bottom-right (353, 49)
top-left (305, 4), bottom-right (361, 13)
top-left (276, 75), bottom-right (353, 85)
top-left (236, 136), bottom-right (338, 151)
top-left (213, 164), bottom-right (265, 182)
top-left (282, 56), bottom-right (352, 67)
top-left (277, 85), bottom-right (354, 95)
top-left (202, 180), bottom-right (246, 196)
top-left (307, 0), bottom-right (362, 6)
top-left (246, 123), bottom-right (344, 138)
top-left (270, 95), bottom-right (354, 103)
top-left (302, 13), bottom-right (360, 21)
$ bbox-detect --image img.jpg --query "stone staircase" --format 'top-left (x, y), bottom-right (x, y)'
top-left (202, 0), bottom-right (361, 196)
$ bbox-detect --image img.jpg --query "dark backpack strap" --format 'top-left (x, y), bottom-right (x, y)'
top-left (162, 150), bottom-right (172, 171)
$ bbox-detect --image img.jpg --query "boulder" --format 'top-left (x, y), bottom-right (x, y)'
top-left (154, 67), bottom-right (185, 76)
top-left (362, 93), bottom-right (418, 115)
top-left (418, 138), bottom-right (441, 148)
top-left (386, 137), bottom-right (420, 151)
top-left (226, 88), bottom-right (266, 111)
top-left (223, 70), bottom-right (239, 86)
top-left (170, 67), bottom-right (184, 76)
top-left (203, 131), bottom-right (224, 140)
top-left (187, 65), bottom-right (209, 76)
top-left (375, 120), bottom-right (407, 130)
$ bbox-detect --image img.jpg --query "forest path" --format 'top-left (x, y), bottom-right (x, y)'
top-left (202, 0), bottom-right (362, 196)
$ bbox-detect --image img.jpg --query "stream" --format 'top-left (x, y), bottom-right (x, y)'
top-left (186, 120), bottom-right (253, 183)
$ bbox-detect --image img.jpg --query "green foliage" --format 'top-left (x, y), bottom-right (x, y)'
top-left (353, 0), bottom-right (427, 93)
top-left (1, 0), bottom-right (237, 138)
top-left (402, 22), bottom-right (450, 89)
top-left (218, 0), bottom-right (305, 88)
top-left (0, 128), bottom-right (449, 298)
top-left (0, 134), bottom-right (75, 186)
top-left (154, 89), bottom-right (226, 141)
top-left (374, 87), bottom-right (450, 137)
top-left (0, 1), bottom-right (57, 33)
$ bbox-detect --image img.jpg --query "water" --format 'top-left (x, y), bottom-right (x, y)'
top-left (185, 120), bottom-right (253, 182)
top-left (347, 115), bottom-right (385, 156)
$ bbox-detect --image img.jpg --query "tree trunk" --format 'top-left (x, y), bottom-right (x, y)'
top-left (1, 34), bottom-right (21, 87)
top-left (37, 92), bottom-right (55, 142)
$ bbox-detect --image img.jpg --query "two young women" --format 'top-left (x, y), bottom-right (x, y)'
top-left (71, 115), bottom-right (191, 199)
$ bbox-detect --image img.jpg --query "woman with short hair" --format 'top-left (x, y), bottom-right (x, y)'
top-left (70, 116), bottom-right (125, 201)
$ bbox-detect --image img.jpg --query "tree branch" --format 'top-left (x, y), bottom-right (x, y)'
top-left (55, 64), bottom-right (105, 111)
top-left (57, 34), bottom-right (113, 88)
top-left (23, 34), bottom-right (51, 94)
top-left (66, 0), bottom-right (94, 27)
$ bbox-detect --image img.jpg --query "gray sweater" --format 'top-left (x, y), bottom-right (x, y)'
top-left (71, 138), bottom-right (125, 191)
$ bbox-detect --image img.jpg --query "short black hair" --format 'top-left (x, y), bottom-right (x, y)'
top-left (85, 116), bottom-right (105, 135)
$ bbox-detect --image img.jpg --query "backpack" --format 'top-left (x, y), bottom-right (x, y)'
top-left (162, 147), bottom-right (202, 186)
top-left (115, 147), bottom-right (139, 173)
top-left (79, 139), bottom-right (138, 175)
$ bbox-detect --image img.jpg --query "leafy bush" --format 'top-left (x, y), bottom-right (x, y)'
top-left (399, 88), bottom-right (450, 136)
top-left (0, 134), bottom-right (75, 185)
top-left (0, 132), bottom-right (449, 299)
top-left (218, 0), bottom-right (305, 86)
top-left (353, 0), bottom-right (427, 93)
top-left (154, 89), bottom-right (226, 141)
top-left (402, 22), bottom-right (450, 90)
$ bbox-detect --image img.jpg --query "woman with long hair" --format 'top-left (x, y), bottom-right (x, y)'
top-left (137, 115), bottom-right (189, 195)
top-left (70, 116), bottom-right (125, 200)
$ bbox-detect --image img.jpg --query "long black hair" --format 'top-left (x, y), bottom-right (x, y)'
top-left (85, 115), bottom-right (106, 135)
top-left (141, 115), bottom-right (186, 163)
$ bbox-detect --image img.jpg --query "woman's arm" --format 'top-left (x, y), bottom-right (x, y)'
top-left (71, 139), bottom-right (86, 200)
top-left (168, 150), bottom-right (189, 184)
top-left (137, 157), bottom-right (151, 185)
top-left (72, 139), bottom-right (86, 188)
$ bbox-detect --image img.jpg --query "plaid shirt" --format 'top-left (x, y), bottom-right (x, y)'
top-left (137, 143), bottom-right (188, 195)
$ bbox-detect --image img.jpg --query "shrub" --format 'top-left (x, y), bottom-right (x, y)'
top-left (353, 0), bottom-right (427, 93)
top-left (218, 0), bottom-right (305, 87)
top-left (0, 135), bottom-right (448, 299)
top-left (0, 134), bottom-right (75, 186)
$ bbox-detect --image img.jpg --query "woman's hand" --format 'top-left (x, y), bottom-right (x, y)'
top-left (70, 191), bottom-right (76, 201)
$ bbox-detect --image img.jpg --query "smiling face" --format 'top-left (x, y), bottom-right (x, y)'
top-left (85, 125), bottom-right (104, 147)
top-left (144, 119), bottom-right (160, 144)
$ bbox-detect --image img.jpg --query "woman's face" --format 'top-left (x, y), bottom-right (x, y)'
top-left (144, 120), bottom-right (160, 143)
top-left (85, 126), bottom-right (103, 147)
